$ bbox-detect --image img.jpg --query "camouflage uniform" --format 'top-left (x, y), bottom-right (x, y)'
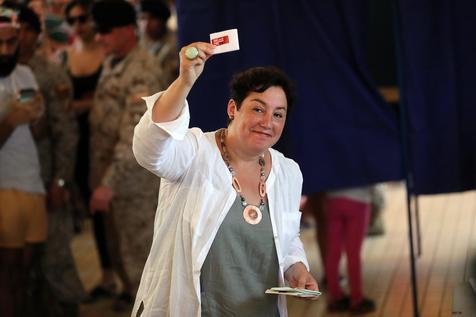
top-left (142, 30), bottom-right (178, 87)
top-left (27, 53), bottom-right (86, 315)
top-left (90, 46), bottom-right (162, 290)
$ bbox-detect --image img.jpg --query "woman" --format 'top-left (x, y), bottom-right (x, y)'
top-left (63, 0), bottom-right (113, 301)
top-left (64, 0), bottom-right (104, 115)
top-left (132, 42), bottom-right (318, 316)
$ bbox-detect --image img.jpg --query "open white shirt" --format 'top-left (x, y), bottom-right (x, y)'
top-left (132, 92), bottom-right (309, 317)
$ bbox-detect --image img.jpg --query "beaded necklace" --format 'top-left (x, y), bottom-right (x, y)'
top-left (220, 129), bottom-right (267, 225)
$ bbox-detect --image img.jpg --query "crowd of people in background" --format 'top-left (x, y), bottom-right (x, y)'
top-left (0, 0), bottom-right (381, 316)
top-left (0, 0), bottom-right (176, 316)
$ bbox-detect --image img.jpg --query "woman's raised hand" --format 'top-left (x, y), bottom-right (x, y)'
top-left (179, 42), bottom-right (216, 88)
top-left (150, 42), bottom-right (215, 123)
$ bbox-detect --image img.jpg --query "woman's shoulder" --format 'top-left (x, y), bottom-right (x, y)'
top-left (183, 129), bottom-right (222, 158)
top-left (270, 148), bottom-right (299, 167)
top-left (267, 149), bottom-right (303, 192)
top-left (191, 129), bottom-right (219, 148)
top-left (269, 148), bottom-right (302, 177)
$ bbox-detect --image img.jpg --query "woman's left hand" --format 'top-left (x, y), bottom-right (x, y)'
top-left (284, 262), bottom-right (319, 291)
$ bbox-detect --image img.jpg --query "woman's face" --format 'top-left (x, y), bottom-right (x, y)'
top-left (67, 5), bottom-right (94, 41)
top-left (227, 86), bottom-right (288, 155)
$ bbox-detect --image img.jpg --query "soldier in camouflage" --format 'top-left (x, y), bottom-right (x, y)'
top-left (16, 4), bottom-right (85, 316)
top-left (139, 0), bottom-right (178, 87)
top-left (89, 0), bottom-right (162, 311)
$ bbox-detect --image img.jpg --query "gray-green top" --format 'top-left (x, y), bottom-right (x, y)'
top-left (200, 196), bottom-right (280, 317)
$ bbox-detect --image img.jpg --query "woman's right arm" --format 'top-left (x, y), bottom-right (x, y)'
top-left (151, 42), bottom-right (215, 123)
top-left (133, 42), bottom-right (215, 180)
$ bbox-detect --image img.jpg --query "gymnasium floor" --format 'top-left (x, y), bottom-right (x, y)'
top-left (74, 183), bottom-right (476, 317)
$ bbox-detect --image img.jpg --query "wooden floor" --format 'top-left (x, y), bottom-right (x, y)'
top-left (73, 183), bottom-right (476, 317)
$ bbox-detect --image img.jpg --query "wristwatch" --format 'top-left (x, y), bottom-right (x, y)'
top-left (56, 178), bottom-right (66, 188)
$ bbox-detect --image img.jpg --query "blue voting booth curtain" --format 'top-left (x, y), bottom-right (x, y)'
top-left (176, 0), bottom-right (402, 194)
top-left (396, 0), bottom-right (476, 194)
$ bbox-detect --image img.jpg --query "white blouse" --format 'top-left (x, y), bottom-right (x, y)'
top-left (132, 92), bottom-right (309, 317)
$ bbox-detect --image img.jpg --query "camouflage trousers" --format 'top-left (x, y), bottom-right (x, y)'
top-left (43, 205), bottom-right (86, 304)
top-left (107, 194), bottom-right (157, 293)
top-left (26, 205), bottom-right (86, 317)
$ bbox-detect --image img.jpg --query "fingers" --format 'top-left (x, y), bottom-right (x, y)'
top-left (297, 276), bottom-right (307, 289)
top-left (188, 42), bottom-right (216, 57)
top-left (306, 278), bottom-right (319, 291)
top-left (303, 272), bottom-right (319, 291)
top-left (285, 262), bottom-right (319, 291)
top-left (177, 42), bottom-right (216, 86)
top-left (181, 42), bottom-right (215, 62)
top-left (90, 198), bottom-right (108, 213)
top-left (21, 94), bottom-right (44, 116)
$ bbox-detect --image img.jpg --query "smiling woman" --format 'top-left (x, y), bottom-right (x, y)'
top-left (131, 41), bottom-right (319, 317)
top-left (226, 85), bottom-right (288, 157)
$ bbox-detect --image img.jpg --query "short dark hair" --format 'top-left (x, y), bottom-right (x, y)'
top-left (64, 0), bottom-right (94, 19)
top-left (17, 4), bottom-right (42, 34)
top-left (140, 0), bottom-right (170, 22)
top-left (229, 66), bottom-right (296, 112)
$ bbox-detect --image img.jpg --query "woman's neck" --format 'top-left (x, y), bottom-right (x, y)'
top-left (221, 128), bottom-right (264, 165)
top-left (75, 38), bottom-right (99, 51)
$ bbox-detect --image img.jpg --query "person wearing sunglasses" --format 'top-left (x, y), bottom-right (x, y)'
top-left (63, 0), bottom-right (112, 305)
top-left (88, 0), bottom-right (164, 312)
top-left (66, 12), bottom-right (87, 25)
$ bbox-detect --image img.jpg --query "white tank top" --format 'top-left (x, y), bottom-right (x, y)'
top-left (0, 65), bottom-right (45, 194)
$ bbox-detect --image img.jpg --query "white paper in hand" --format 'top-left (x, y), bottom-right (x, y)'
top-left (265, 287), bottom-right (321, 299)
top-left (209, 29), bottom-right (240, 54)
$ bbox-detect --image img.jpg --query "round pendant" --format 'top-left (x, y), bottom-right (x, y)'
top-left (243, 205), bottom-right (262, 225)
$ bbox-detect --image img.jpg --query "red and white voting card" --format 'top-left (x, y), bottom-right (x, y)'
top-left (210, 29), bottom-right (240, 54)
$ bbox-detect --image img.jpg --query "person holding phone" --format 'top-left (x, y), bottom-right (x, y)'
top-left (15, 3), bottom-right (87, 315)
top-left (0, 6), bottom-right (47, 317)
top-left (18, 88), bottom-right (36, 102)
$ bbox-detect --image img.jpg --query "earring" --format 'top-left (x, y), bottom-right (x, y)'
top-left (229, 115), bottom-right (234, 120)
